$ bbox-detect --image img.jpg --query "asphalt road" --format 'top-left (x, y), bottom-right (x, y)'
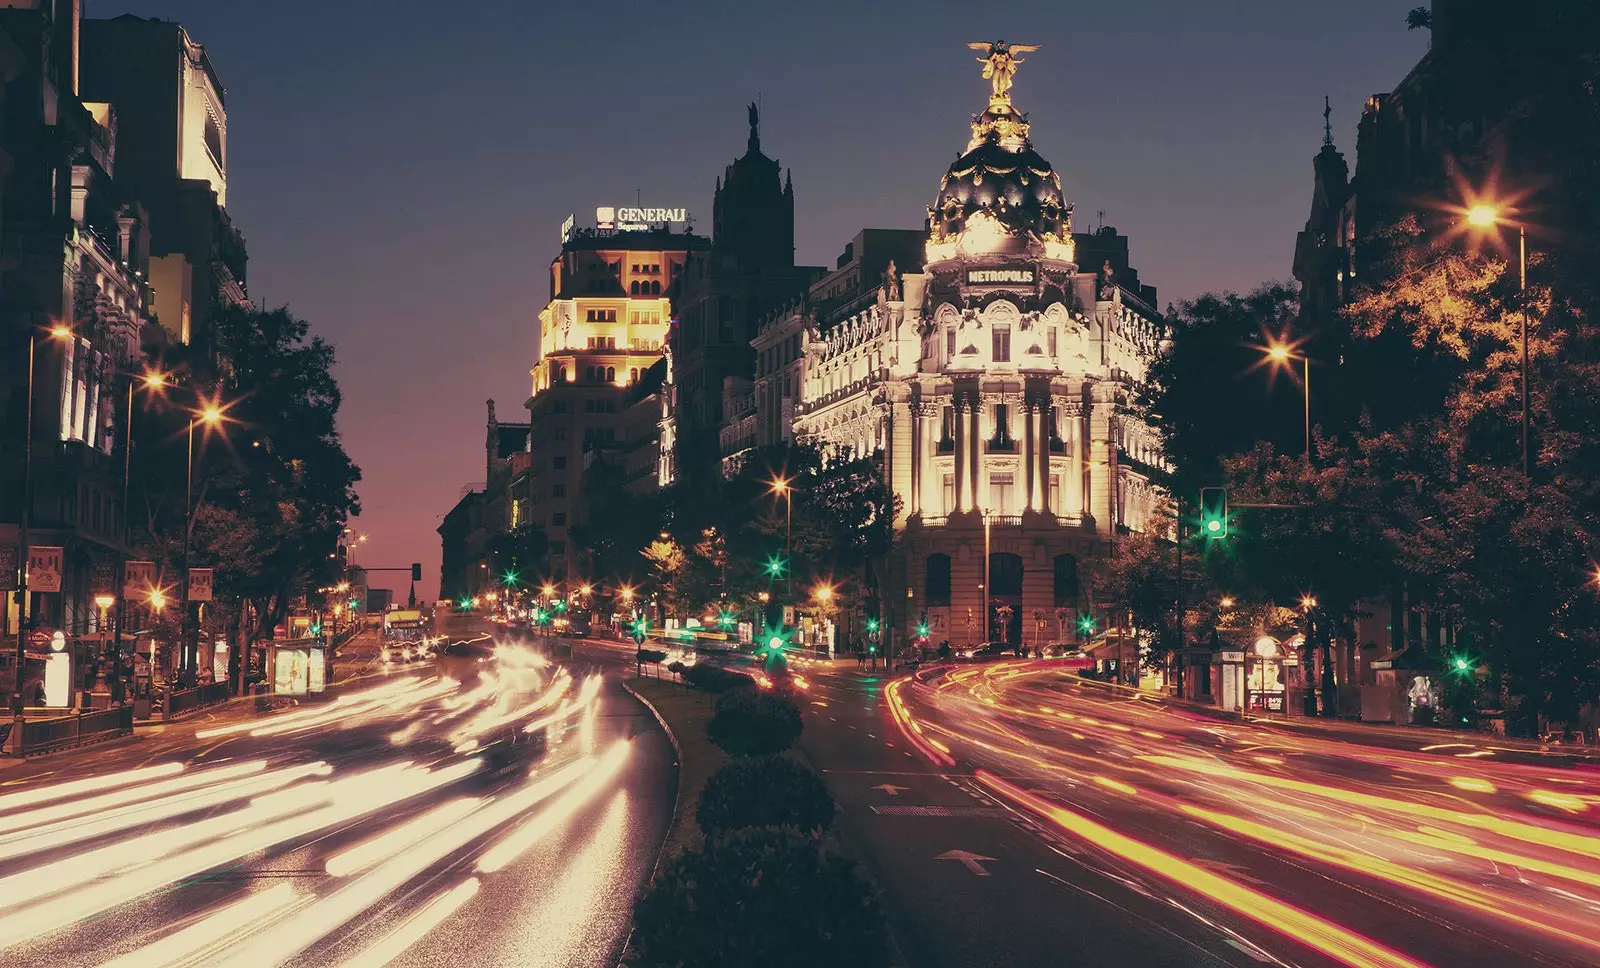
top-left (0, 627), bottom-right (677, 968)
top-left (801, 659), bottom-right (1600, 968)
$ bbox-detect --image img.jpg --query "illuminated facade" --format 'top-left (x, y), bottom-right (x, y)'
top-left (527, 227), bottom-right (708, 575)
top-left (791, 44), bottom-right (1168, 647)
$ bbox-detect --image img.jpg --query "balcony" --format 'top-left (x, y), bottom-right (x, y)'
top-left (985, 438), bottom-right (1016, 454)
top-left (936, 439), bottom-right (955, 454)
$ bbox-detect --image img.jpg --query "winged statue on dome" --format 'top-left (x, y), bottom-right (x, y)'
top-left (968, 41), bottom-right (1039, 102)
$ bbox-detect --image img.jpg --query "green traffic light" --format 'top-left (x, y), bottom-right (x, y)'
top-left (866, 618), bottom-right (880, 634)
top-left (503, 569), bottom-right (520, 586)
top-left (916, 622), bottom-right (930, 637)
top-left (1452, 655), bottom-right (1473, 673)
top-left (764, 554), bottom-right (786, 577)
top-left (1078, 615), bottom-right (1097, 633)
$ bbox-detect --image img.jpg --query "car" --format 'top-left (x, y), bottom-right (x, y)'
top-left (436, 638), bottom-right (497, 684)
top-left (957, 641), bottom-right (1015, 661)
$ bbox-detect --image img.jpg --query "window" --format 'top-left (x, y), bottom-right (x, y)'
top-left (926, 553), bottom-right (952, 606)
top-left (989, 473), bottom-right (1014, 512)
top-left (988, 552), bottom-right (1023, 596)
top-left (554, 401), bottom-right (569, 413)
top-left (992, 326), bottom-right (1011, 362)
top-left (203, 111), bottom-right (224, 167)
top-left (553, 512), bottom-right (567, 526)
top-left (584, 399), bottom-right (596, 413)
top-left (585, 366), bottom-right (597, 382)
top-left (1053, 554), bottom-right (1079, 608)
top-left (553, 427), bottom-right (568, 441)
top-left (946, 327), bottom-right (956, 358)
top-left (1048, 327), bottom-right (1058, 358)
top-left (553, 484), bottom-right (567, 497)
top-left (605, 366), bottom-right (616, 382)
top-left (650, 280), bottom-right (661, 295)
top-left (631, 281), bottom-right (641, 295)
top-left (992, 404), bottom-right (1011, 444)
top-left (940, 405), bottom-right (955, 443)
top-left (941, 473), bottom-right (955, 514)
top-left (630, 368), bottom-right (639, 382)
top-left (553, 456), bottom-right (567, 469)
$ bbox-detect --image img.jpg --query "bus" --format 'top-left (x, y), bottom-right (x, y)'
top-left (382, 609), bottom-right (427, 663)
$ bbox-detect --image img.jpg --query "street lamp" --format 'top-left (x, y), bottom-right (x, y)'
top-left (1263, 340), bottom-right (1312, 468)
top-left (7, 324), bottom-right (75, 749)
top-left (91, 593), bottom-right (117, 700)
top-left (108, 368), bottom-right (172, 704)
top-left (769, 476), bottom-right (794, 597)
top-left (1464, 202), bottom-right (1531, 478)
top-left (180, 400), bottom-right (227, 682)
top-left (812, 584), bottom-right (834, 603)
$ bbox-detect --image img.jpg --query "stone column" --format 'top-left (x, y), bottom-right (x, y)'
top-left (968, 398), bottom-right (982, 512)
top-left (1039, 402), bottom-right (1052, 515)
top-left (910, 403), bottom-right (924, 516)
top-left (954, 397), bottom-right (968, 512)
top-left (1068, 404), bottom-right (1086, 516)
top-left (1023, 401), bottom-right (1036, 512)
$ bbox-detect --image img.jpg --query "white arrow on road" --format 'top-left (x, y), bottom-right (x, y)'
top-left (871, 784), bottom-right (908, 796)
top-left (935, 849), bottom-right (997, 876)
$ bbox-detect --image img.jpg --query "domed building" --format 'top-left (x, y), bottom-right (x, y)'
top-left (790, 42), bottom-right (1167, 651)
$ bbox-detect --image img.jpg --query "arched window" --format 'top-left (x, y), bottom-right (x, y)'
top-left (606, 366), bottom-right (616, 382)
top-left (585, 366), bottom-right (596, 382)
top-left (925, 554), bottom-right (951, 606)
top-left (1053, 554), bottom-right (1079, 608)
top-left (631, 281), bottom-right (641, 295)
top-left (630, 368), bottom-right (639, 382)
top-left (650, 280), bottom-right (661, 295)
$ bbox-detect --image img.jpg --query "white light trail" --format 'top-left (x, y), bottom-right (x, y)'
top-left (0, 761), bottom-right (330, 862)
top-left (96, 883), bottom-right (302, 968)
top-left (0, 760), bottom-right (268, 836)
top-left (325, 797), bottom-right (482, 877)
top-left (475, 741), bottom-right (630, 873)
top-left (0, 763), bottom-right (184, 813)
top-left (329, 878), bottom-right (482, 968)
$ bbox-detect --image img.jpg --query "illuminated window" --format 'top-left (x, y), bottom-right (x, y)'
top-left (605, 366), bottom-right (615, 382)
top-left (992, 327), bottom-right (1011, 362)
top-left (990, 473), bottom-right (1014, 512)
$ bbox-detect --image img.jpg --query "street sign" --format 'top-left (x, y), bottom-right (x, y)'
top-left (28, 546), bottom-right (62, 593)
top-left (935, 849), bottom-right (996, 876)
top-left (124, 561), bottom-right (155, 597)
top-left (188, 568), bottom-right (214, 602)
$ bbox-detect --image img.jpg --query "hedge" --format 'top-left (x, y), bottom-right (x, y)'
top-left (707, 688), bottom-right (802, 757)
top-left (697, 755), bottom-right (834, 835)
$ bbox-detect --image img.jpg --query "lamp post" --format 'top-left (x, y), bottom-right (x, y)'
top-left (7, 324), bottom-right (73, 751)
top-left (110, 369), bottom-right (167, 704)
top-left (1264, 342), bottom-right (1312, 468)
top-left (1466, 203), bottom-right (1530, 479)
top-left (770, 477), bottom-right (793, 599)
top-left (91, 593), bottom-right (116, 701)
top-left (180, 403), bottom-right (224, 683)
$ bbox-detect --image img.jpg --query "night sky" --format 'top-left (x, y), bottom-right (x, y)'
top-left (98, 0), bottom-right (1424, 599)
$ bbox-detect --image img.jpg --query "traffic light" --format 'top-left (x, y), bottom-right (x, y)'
top-left (1199, 487), bottom-right (1229, 538)
top-left (503, 568), bottom-right (520, 587)
top-left (916, 620), bottom-right (930, 639)
top-left (866, 617), bottom-right (880, 635)
top-left (1077, 613), bottom-right (1098, 639)
top-left (632, 617), bottom-right (648, 645)
top-left (718, 610), bottom-right (736, 630)
top-left (310, 622), bottom-right (322, 638)
top-left (411, 562), bottom-right (422, 582)
top-left (764, 554), bottom-right (786, 578)
top-left (1450, 655), bottom-right (1474, 676)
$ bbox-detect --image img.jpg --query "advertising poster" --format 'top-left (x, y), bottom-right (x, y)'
top-left (308, 648), bottom-right (327, 694)
top-left (43, 630), bottom-right (71, 707)
top-left (188, 568), bottom-right (214, 602)
top-left (124, 561), bottom-right (156, 598)
top-left (28, 546), bottom-right (63, 593)
top-left (274, 647), bottom-right (309, 696)
top-left (212, 639), bottom-right (230, 685)
top-left (0, 545), bottom-right (16, 592)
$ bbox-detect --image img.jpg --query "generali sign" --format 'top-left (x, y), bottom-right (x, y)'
top-left (595, 206), bottom-right (688, 229)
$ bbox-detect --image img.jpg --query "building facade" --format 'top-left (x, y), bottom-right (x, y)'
top-left (791, 46), bottom-right (1167, 647)
top-left (79, 13), bottom-right (247, 350)
top-left (526, 227), bottom-right (708, 576)
top-left (1, 1), bottom-right (160, 655)
top-left (665, 105), bottom-right (817, 492)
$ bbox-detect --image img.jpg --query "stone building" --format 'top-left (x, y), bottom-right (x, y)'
top-left (0, 1), bottom-right (159, 651)
top-left (526, 226), bottom-right (707, 576)
top-left (791, 44), bottom-right (1167, 648)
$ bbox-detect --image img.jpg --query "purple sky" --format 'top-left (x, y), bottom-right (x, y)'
top-left (101, 1), bottom-right (1425, 599)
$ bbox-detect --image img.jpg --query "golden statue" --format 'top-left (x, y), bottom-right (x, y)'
top-left (968, 40), bottom-right (1039, 102)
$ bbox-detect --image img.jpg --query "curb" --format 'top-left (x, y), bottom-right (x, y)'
top-left (616, 677), bottom-right (686, 968)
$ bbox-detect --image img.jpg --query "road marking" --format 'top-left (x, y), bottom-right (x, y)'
top-left (1191, 858), bottom-right (1269, 887)
top-left (872, 783), bottom-right (908, 796)
top-left (935, 849), bottom-right (997, 876)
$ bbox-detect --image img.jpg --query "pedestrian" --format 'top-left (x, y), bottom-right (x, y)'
top-left (856, 642), bottom-right (865, 667)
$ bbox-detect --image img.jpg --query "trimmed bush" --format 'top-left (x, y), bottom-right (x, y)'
top-left (697, 755), bottom-right (834, 835)
top-left (666, 660), bottom-right (687, 676)
top-left (629, 826), bottom-right (887, 968)
top-left (637, 648), bottom-right (668, 665)
top-left (707, 688), bottom-right (802, 757)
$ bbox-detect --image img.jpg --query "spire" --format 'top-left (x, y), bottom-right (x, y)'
top-left (1322, 95), bottom-right (1333, 147)
top-left (784, 169), bottom-right (792, 195)
top-left (746, 101), bottom-right (760, 155)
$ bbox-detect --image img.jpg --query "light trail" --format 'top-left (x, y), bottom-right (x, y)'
top-left (0, 760), bottom-right (330, 862)
top-left (476, 740), bottom-right (631, 873)
top-left (97, 883), bottom-right (303, 968)
top-left (977, 771), bottom-right (1436, 968)
top-left (325, 796), bottom-right (483, 877)
top-left (0, 763), bottom-right (184, 812)
top-left (330, 877), bottom-right (482, 968)
top-left (0, 760), bottom-right (268, 835)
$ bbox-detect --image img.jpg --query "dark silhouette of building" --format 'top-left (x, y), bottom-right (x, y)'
top-left (437, 488), bottom-right (486, 602)
top-left (666, 104), bottom-right (819, 492)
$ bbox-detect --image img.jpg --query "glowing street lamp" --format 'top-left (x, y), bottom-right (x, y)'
top-left (1463, 200), bottom-right (1531, 478)
top-left (1261, 339), bottom-right (1312, 467)
top-left (812, 584), bottom-right (834, 603)
top-left (147, 588), bottom-right (169, 612)
top-left (770, 476), bottom-right (793, 585)
top-left (1220, 596), bottom-right (1236, 609)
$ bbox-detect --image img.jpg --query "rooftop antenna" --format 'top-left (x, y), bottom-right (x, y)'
top-left (1323, 95), bottom-right (1333, 146)
top-left (1096, 209), bottom-right (1106, 233)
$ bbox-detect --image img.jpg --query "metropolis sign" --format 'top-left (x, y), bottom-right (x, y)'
top-left (596, 205), bottom-right (688, 230)
top-left (965, 265), bottom-right (1036, 286)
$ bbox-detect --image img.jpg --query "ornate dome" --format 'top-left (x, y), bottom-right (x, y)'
top-left (931, 134), bottom-right (1066, 241)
